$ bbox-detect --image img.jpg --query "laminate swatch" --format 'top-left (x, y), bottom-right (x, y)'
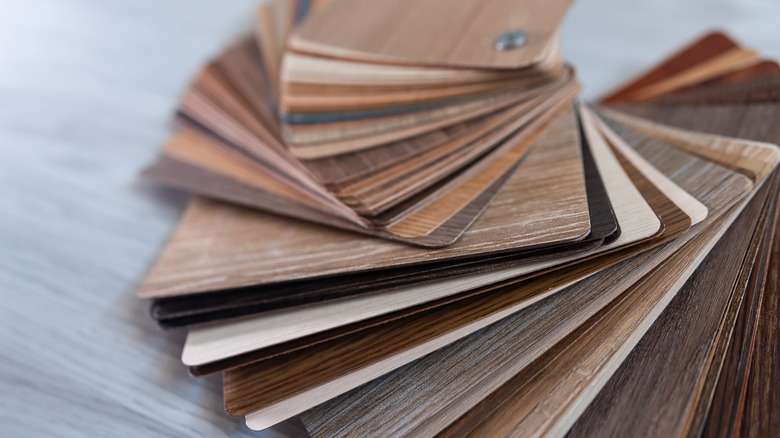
top-left (565, 168), bottom-right (777, 438)
top-left (288, 0), bottom-right (573, 69)
top-left (139, 107), bottom-right (593, 299)
top-left (375, 111), bottom-right (765, 438)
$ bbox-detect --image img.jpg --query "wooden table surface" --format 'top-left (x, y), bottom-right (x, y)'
top-left (0, 0), bottom-right (777, 436)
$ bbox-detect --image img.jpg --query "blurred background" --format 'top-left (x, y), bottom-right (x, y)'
top-left (0, 0), bottom-right (778, 436)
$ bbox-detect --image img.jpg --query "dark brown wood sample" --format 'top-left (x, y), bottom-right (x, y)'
top-left (564, 171), bottom-right (776, 438)
top-left (598, 102), bottom-right (780, 438)
top-left (740, 176), bottom-right (780, 438)
top-left (699, 177), bottom-right (777, 438)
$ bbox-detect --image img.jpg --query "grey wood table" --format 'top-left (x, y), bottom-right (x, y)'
top-left (1, 0), bottom-right (777, 436)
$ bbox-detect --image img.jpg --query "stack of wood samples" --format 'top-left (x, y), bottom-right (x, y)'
top-left (143, 0), bottom-right (580, 247)
top-left (137, 0), bottom-right (780, 435)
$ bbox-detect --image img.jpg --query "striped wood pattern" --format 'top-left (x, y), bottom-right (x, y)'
top-left (297, 115), bottom-right (757, 437)
top-left (138, 108), bottom-right (592, 299)
top-left (599, 101), bottom-right (780, 438)
top-left (566, 171), bottom-right (776, 438)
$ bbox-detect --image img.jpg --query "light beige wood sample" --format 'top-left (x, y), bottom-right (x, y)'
top-left (288, 0), bottom-right (573, 69)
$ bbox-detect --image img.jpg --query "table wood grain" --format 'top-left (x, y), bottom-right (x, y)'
top-left (0, 0), bottom-right (778, 436)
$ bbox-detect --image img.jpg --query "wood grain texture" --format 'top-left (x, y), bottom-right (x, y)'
top-left (172, 118), bottom-right (618, 360)
top-left (598, 65), bottom-right (780, 436)
top-left (241, 111), bottom-right (715, 431)
top-left (173, 71), bottom-right (578, 223)
top-left (597, 67), bottom-right (780, 436)
top-left (647, 72), bottom-right (780, 105)
top-left (182, 110), bottom-right (659, 368)
top-left (600, 106), bottom-right (780, 181)
top-left (289, 0), bottom-right (572, 69)
top-left (740, 174), bottom-right (780, 438)
top-left (6, 1), bottom-right (780, 437)
top-left (153, 175), bottom-right (610, 330)
top-left (151, 32), bottom-right (578, 243)
top-left (702, 238), bottom-right (771, 438)
top-left (151, 109), bottom-right (620, 328)
top-left (668, 60), bottom-right (780, 96)
top-left (182, 104), bottom-right (660, 365)
top-left (599, 31), bottom-right (740, 103)
top-left (621, 47), bottom-right (761, 101)
top-left (281, 78), bottom-right (572, 157)
top-left (447, 183), bottom-right (772, 438)
top-left (280, 47), bottom-right (561, 87)
top-left (599, 102), bottom-right (780, 438)
top-left (422, 113), bottom-right (770, 438)
top-left (147, 29), bottom-right (582, 242)
top-left (146, 134), bottom-right (523, 248)
top-left (693, 172), bottom-right (778, 438)
top-left (328, 83), bottom-right (576, 216)
top-left (607, 78), bottom-right (780, 438)
top-left (585, 105), bottom-right (708, 224)
top-left (138, 108), bottom-right (593, 299)
top-left (298, 114), bottom-right (757, 437)
top-left (282, 76), bottom-right (555, 112)
top-left (565, 170), bottom-right (775, 438)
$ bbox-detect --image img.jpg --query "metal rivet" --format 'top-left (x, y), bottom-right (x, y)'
top-left (494, 29), bottom-right (528, 51)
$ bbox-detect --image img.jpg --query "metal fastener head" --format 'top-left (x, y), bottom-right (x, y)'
top-left (494, 29), bottom-right (528, 51)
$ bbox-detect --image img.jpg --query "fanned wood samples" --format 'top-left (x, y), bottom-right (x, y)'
top-left (133, 4), bottom-right (780, 435)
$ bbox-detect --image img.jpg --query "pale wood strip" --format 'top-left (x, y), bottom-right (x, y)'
top-left (584, 106), bottom-right (708, 224)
